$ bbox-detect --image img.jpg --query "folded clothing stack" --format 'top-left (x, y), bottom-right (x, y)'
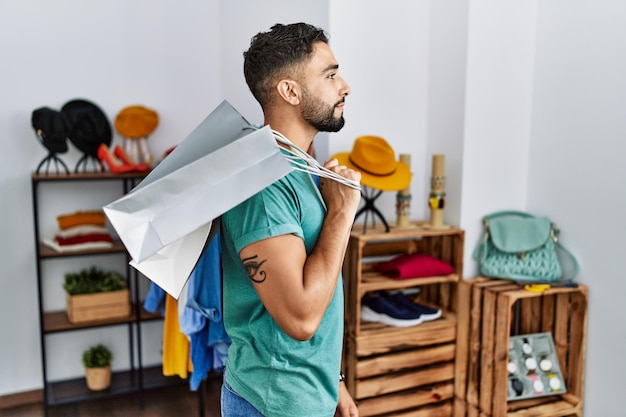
top-left (43, 210), bottom-right (113, 252)
top-left (375, 252), bottom-right (454, 279)
top-left (361, 291), bottom-right (442, 327)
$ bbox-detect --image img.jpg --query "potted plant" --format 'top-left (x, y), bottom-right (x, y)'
top-left (82, 344), bottom-right (113, 391)
top-left (63, 266), bottom-right (130, 323)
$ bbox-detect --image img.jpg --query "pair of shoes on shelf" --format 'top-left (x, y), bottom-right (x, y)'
top-left (97, 143), bottom-right (151, 173)
top-left (361, 291), bottom-right (441, 327)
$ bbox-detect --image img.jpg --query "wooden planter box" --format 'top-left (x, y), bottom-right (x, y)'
top-left (454, 277), bottom-right (587, 417)
top-left (66, 289), bottom-right (131, 323)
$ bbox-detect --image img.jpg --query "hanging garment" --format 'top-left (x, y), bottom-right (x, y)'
top-left (143, 281), bottom-right (166, 316)
top-left (162, 294), bottom-right (192, 378)
top-left (181, 232), bottom-right (230, 390)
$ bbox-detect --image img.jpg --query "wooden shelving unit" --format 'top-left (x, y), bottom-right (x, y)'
top-left (342, 221), bottom-right (465, 417)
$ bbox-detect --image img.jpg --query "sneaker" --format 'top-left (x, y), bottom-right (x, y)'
top-left (386, 292), bottom-right (442, 322)
top-left (361, 293), bottom-right (424, 327)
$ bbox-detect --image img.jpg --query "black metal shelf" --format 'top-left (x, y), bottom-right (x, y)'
top-left (44, 365), bottom-right (186, 407)
top-left (30, 172), bottom-right (207, 416)
top-left (42, 304), bottom-right (163, 334)
top-left (38, 240), bottom-right (128, 258)
top-left (32, 171), bottom-right (148, 183)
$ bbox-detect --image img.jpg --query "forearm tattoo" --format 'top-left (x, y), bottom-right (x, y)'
top-left (242, 254), bottom-right (268, 283)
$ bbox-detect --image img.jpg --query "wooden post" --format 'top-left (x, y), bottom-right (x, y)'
top-left (395, 154), bottom-right (414, 230)
top-left (426, 154), bottom-right (449, 229)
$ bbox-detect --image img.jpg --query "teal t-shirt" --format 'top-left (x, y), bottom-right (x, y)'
top-left (220, 167), bottom-right (344, 417)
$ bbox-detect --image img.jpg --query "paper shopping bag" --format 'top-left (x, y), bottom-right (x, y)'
top-left (103, 100), bottom-right (292, 297)
top-left (129, 222), bottom-right (214, 298)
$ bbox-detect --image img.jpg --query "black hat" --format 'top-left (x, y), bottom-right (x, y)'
top-left (31, 107), bottom-right (70, 153)
top-left (61, 99), bottom-right (112, 157)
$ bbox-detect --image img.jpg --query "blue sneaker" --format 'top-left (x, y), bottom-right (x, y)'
top-left (361, 293), bottom-right (424, 327)
top-left (386, 292), bottom-right (442, 322)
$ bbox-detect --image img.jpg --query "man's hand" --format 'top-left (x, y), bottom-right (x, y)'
top-left (335, 381), bottom-right (359, 417)
top-left (319, 158), bottom-right (361, 217)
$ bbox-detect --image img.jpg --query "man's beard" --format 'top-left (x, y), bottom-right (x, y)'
top-left (300, 88), bottom-right (345, 132)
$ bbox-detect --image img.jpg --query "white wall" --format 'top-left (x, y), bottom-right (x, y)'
top-left (460, 0), bottom-right (538, 275)
top-left (1, 1), bottom-right (625, 415)
top-left (329, 0), bottom-right (431, 222)
top-left (218, 0), bottom-right (329, 124)
top-left (528, 1), bottom-right (626, 415)
top-left (426, 0), bottom-right (469, 228)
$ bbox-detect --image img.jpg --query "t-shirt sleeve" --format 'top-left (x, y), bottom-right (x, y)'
top-left (222, 178), bottom-right (303, 254)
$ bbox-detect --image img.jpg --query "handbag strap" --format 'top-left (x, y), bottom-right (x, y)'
top-left (482, 210), bottom-right (536, 222)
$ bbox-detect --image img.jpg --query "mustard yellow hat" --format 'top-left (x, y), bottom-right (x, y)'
top-left (331, 136), bottom-right (411, 191)
top-left (115, 105), bottom-right (159, 139)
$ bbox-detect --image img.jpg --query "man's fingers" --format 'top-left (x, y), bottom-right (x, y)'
top-left (323, 158), bottom-right (339, 168)
top-left (336, 166), bottom-right (361, 182)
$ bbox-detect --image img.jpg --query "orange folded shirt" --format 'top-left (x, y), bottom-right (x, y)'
top-left (57, 210), bottom-right (107, 230)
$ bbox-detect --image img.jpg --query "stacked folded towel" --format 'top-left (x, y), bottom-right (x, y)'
top-left (43, 210), bottom-right (113, 252)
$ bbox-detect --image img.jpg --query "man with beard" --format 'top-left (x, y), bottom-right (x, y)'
top-left (219, 23), bottom-right (361, 417)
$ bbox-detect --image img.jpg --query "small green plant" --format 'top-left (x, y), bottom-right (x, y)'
top-left (63, 266), bottom-right (126, 295)
top-left (82, 344), bottom-right (113, 368)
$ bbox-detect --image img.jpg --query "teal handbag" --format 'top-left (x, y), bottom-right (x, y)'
top-left (473, 211), bottom-right (579, 282)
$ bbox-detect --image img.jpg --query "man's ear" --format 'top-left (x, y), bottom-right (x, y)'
top-left (276, 79), bottom-right (300, 105)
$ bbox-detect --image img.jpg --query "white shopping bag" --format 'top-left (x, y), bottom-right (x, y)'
top-left (104, 100), bottom-right (292, 298)
top-left (129, 222), bottom-right (213, 298)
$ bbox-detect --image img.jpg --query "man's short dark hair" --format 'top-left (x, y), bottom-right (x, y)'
top-left (243, 23), bottom-right (329, 109)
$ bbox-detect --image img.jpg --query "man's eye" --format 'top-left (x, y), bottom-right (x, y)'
top-left (328, 73), bottom-right (336, 80)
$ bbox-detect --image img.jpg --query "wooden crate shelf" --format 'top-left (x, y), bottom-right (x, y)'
top-left (361, 272), bottom-right (460, 294)
top-left (357, 312), bottom-right (457, 356)
top-left (357, 362), bottom-right (455, 399)
top-left (454, 277), bottom-right (588, 417)
top-left (357, 344), bottom-right (456, 378)
top-left (343, 222), bottom-right (465, 417)
top-left (358, 384), bottom-right (454, 417)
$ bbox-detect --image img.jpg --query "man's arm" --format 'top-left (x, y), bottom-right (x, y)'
top-left (238, 159), bottom-right (361, 340)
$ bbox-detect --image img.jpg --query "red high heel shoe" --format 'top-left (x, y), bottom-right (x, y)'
top-left (97, 143), bottom-right (134, 173)
top-left (113, 145), bottom-right (151, 172)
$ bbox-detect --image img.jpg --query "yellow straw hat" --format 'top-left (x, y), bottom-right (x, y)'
top-left (115, 105), bottom-right (159, 139)
top-left (331, 136), bottom-right (411, 191)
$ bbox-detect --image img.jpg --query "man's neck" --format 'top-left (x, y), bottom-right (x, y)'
top-left (264, 116), bottom-right (317, 152)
